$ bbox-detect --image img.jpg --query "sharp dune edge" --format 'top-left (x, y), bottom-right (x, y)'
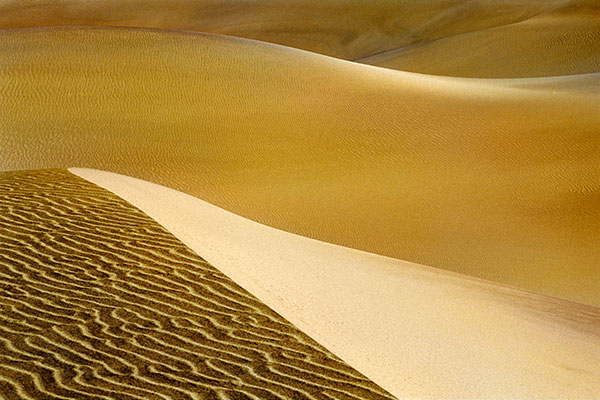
top-left (0, 169), bottom-right (394, 400)
top-left (70, 167), bottom-right (600, 400)
top-left (1, 26), bottom-right (599, 305)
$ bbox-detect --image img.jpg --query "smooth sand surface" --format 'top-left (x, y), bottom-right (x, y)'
top-left (0, 168), bottom-right (392, 399)
top-left (1, 27), bottom-right (599, 306)
top-left (71, 168), bottom-right (600, 400)
top-left (359, 6), bottom-right (600, 77)
top-left (0, 0), bottom-right (583, 68)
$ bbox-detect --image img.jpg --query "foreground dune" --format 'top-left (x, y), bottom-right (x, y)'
top-left (0, 168), bottom-right (393, 399)
top-left (67, 168), bottom-right (600, 400)
top-left (1, 27), bottom-right (599, 306)
top-left (1, 0), bottom-right (597, 76)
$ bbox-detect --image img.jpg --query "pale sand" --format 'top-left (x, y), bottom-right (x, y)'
top-left (0, 0), bottom-right (580, 65)
top-left (0, 168), bottom-right (392, 399)
top-left (359, 6), bottom-right (600, 77)
top-left (71, 168), bottom-right (600, 400)
top-left (1, 27), bottom-right (599, 306)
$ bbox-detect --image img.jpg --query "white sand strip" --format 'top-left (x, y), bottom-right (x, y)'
top-left (71, 168), bottom-right (600, 400)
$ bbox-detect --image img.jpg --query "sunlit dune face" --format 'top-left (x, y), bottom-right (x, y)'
top-left (71, 167), bottom-right (600, 400)
top-left (0, 168), bottom-right (395, 399)
top-left (1, 27), bottom-right (598, 306)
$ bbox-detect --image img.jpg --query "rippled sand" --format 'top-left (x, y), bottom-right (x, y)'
top-left (0, 168), bottom-right (393, 399)
top-left (1, 26), bottom-right (599, 305)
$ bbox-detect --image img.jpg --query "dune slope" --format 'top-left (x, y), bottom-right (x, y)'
top-left (0, 0), bottom-right (588, 70)
top-left (1, 27), bottom-right (599, 306)
top-left (71, 168), bottom-right (600, 400)
top-left (0, 168), bottom-right (393, 400)
top-left (359, 6), bottom-right (600, 77)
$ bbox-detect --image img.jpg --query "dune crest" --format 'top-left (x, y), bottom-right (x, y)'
top-left (1, 0), bottom-right (597, 76)
top-left (0, 168), bottom-right (393, 399)
top-left (1, 1), bottom-right (599, 398)
top-left (1, 26), bottom-right (598, 305)
top-left (71, 167), bottom-right (600, 400)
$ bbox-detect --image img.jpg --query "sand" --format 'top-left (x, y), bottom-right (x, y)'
top-left (71, 168), bottom-right (600, 400)
top-left (1, 1), bottom-right (599, 397)
top-left (1, 27), bottom-right (598, 305)
top-left (0, 0), bottom-right (586, 68)
top-left (359, 6), bottom-right (600, 77)
top-left (0, 168), bottom-right (393, 399)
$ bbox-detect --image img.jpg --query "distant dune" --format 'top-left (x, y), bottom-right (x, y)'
top-left (0, 168), bottom-right (393, 399)
top-left (359, 6), bottom-right (600, 77)
top-left (1, 0), bottom-right (597, 76)
top-left (1, 27), bottom-right (599, 306)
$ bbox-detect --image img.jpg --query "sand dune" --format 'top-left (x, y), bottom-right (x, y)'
top-left (70, 168), bottom-right (600, 400)
top-left (0, 168), bottom-right (393, 399)
top-left (0, 0), bottom-right (591, 71)
top-left (1, 1), bottom-right (599, 397)
top-left (359, 6), bottom-right (600, 77)
top-left (1, 26), bottom-right (598, 305)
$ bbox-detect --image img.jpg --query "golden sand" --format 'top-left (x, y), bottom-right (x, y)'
top-left (1, 1), bottom-right (599, 397)
top-left (359, 7), bottom-right (600, 77)
top-left (72, 168), bottom-right (600, 400)
top-left (1, 27), bottom-right (598, 305)
top-left (0, 0), bottom-right (585, 67)
top-left (0, 168), bottom-right (393, 399)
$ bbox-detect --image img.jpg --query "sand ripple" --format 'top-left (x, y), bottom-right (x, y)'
top-left (0, 169), bottom-right (394, 400)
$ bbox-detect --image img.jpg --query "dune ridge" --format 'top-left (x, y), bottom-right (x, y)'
top-left (1, 26), bottom-right (598, 305)
top-left (1, 1), bottom-right (599, 398)
top-left (71, 168), bottom-right (600, 400)
top-left (0, 0), bottom-right (569, 60)
top-left (0, 168), bottom-right (394, 400)
top-left (0, 0), bottom-right (598, 76)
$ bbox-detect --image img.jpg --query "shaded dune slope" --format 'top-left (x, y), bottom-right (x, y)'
top-left (0, 168), bottom-right (393, 400)
top-left (1, 27), bottom-right (599, 305)
top-left (359, 6), bottom-right (600, 77)
top-left (0, 0), bottom-right (598, 76)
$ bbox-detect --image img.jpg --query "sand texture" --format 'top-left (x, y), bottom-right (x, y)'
top-left (72, 168), bottom-right (600, 400)
top-left (1, 27), bottom-right (599, 305)
top-left (1, 1), bottom-right (599, 397)
top-left (358, 6), bottom-right (600, 77)
top-left (0, 0), bottom-right (597, 76)
top-left (0, 168), bottom-right (393, 400)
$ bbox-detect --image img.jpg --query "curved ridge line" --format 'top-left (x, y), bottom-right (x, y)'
top-left (70, 167), bottom-right (600, 399)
